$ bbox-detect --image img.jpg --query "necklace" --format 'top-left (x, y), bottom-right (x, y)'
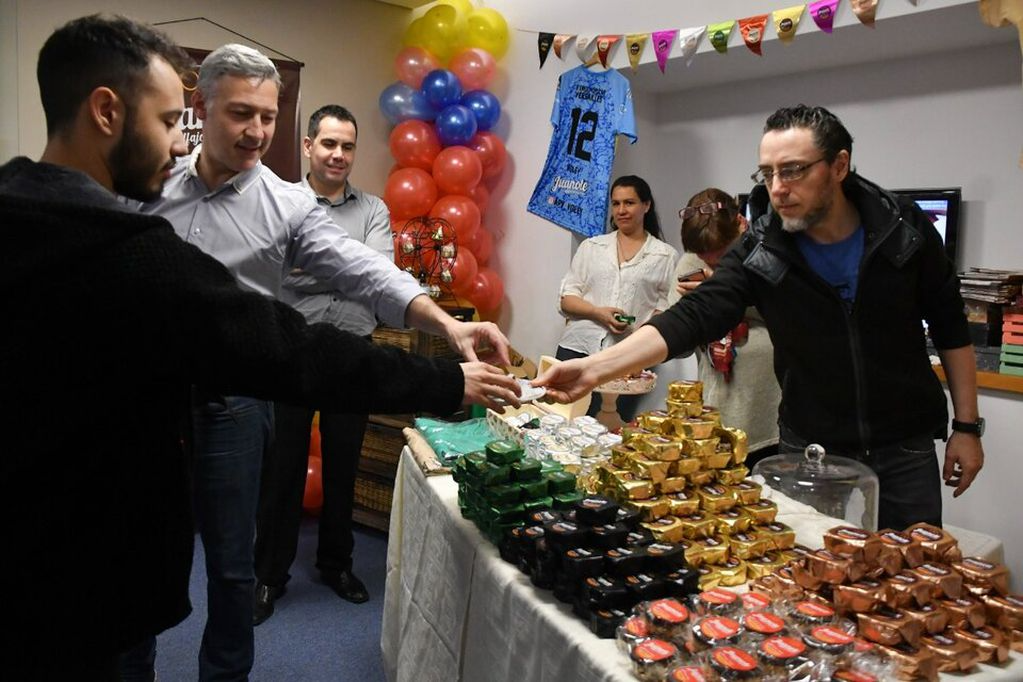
top-left (617, 231), bottom-right (645, 265)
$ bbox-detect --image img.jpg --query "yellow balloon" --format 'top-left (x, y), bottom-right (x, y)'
top-left (465, 8), bottom-right (509, 60)
top-left (418, 5), bottom-right (462, 63)
top-left (402, 17), bottom-right (427, 49)
top-left (435, 0), bottom-right (473, 21)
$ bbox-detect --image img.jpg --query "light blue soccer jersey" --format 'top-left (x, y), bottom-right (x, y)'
top-left (527, 66), bottom-right (637, 238)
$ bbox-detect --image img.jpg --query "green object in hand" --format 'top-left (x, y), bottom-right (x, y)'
top-left (614, 313), bottom-right (636, 325)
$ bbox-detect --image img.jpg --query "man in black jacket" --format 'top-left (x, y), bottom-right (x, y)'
top-left (0, 14), bottom-right (518, 679)
top-left (537, 105), bottom-right (984, 532)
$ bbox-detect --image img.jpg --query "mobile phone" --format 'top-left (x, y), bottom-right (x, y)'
top-left (678, 268), bottom-right (706, 282)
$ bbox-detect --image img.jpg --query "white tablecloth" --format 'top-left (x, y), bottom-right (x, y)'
top-left (381, 448), bottom-right (1022, 682)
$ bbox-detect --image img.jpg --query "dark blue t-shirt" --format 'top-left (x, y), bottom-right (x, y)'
top-left (796, 225), bottom-right (865, 304)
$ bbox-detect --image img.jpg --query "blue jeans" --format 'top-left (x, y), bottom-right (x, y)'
top-left (192, 395), bottom-right (273, 682)
top-left (778, 423), bottom-right (942, 531)
top-left (555, 346), bottom-right (643, 423)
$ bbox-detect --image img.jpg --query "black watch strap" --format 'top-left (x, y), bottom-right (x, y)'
top-left (951, 418), bottom-right (985, 436)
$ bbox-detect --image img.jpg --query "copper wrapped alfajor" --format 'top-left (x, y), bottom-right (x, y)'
top-left (876, 642), bottom-right (939, 682)
top-left (885, 571), bottom-right (934, 609)
top-left (833, 579), bottom-right (890, 614)
top-left (952, 557), bottom-right (1010, 597)
top-left (981, 593), bottom-right (1023, 630)
top-left (952, 624), bottom-right (1009, 663)
top-left (906, 523), bottom-right (962, 564)
top-left (823, 526), bottom-right (882, 564)
top-left (857, 607), bottom-right (923, 646)
top-left (713, 508), bottom-right (752, 536)
top-left (902, 603), bottom-right (950, 635)
top-left (667, 380), bottom-right (703, 403)
top-left (806, 549), bottom-right (865, 584)
top-left (919, 631), bottom-right (980, 673)
top-left (790, 560), bottom-right (825, 592)
top-left (739, 499), bottom-right (778, 525)
top-left (939, 596), bottom-right (988, 629)
top-left (878, 528), bottom-right (924, 569)
top-left (753, 566), bottom-right (805, 601)
top-left (911, 562), bottom-right (963, 599)
top-left (1009, 628), bottom-right (1023, 653)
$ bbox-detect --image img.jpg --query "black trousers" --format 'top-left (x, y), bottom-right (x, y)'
top-left (255, 403), bottom-right (369, 585)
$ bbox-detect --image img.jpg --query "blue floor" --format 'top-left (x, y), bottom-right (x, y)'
top-left (156, 519), bottom-right (389, 681)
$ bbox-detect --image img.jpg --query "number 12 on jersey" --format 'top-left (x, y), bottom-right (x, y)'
top-left (566, 108), bottom-right (598, 162)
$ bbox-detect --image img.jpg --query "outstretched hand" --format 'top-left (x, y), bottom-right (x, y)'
top-left (531, 358), bottom-right (600, 405)
top-left (447, 321), bottom-right (512, 366)
top-left (460, 362), bottom-right (521, 412)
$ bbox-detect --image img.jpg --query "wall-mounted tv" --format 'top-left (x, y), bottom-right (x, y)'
top-left (736, 187), bottom-right (962, 266)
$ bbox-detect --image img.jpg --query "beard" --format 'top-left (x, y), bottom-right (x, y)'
top-left (780, 190), bottom-right (833, 234)
top-left (110, 107), bottom-right (172, 203)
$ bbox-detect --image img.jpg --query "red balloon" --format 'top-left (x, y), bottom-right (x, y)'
top-left (388, 163), bottom-right (404, 176)
top-left (384, 168), bottom-right (438, 220)
top-left (467, 182), bottom-right (490, 217)
top-left (467, 266), bottom-right (504, 313)
top-left (303, 456), bottom-right (323, 515)
top-left (449, 248), bottom-right (479, 296)
top-left (389, 120), bottom-right (441, 171)
top-left (309, 423), bottom-right (322, 459)
top-left (429, 194), bottom-right (480, 244)
top-left (449, 47), bottom-right (497, 91)
top-left (468, 131), bottom-right (507, 180)
top-left (432, 145), bottom-right (483, 196)
top-left (395, 46), bottom-right (441, 89)
top-left (465, 224), bottom-right (494, 265)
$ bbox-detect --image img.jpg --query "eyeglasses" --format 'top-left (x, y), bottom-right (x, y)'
top-left (679, 201), bottom-right (726, 221)
top-left (750, 157), bottom-right (826, 186)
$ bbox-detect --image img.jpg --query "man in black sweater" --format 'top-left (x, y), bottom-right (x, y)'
top-left (537, 105), bottom-right (984, 532)
top-left (0, 14), bottom-right (518, 679)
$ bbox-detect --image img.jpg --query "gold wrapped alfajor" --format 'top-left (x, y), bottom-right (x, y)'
top-left (641, 515), bottom-right (686, 544)
top-left (624, 496), bottom-right (671, 522)
top-left (739, 499), bottom-right (778, 525)
top-left (693, 438), bottom-right (727, 466)
top-left (665, 399), bottom-right (702, 419)
top-left (713, 508), bottom-right (752, 536)
top-left (667, 380), bottom-right (703, 402)
top-left (614, 479), bottom-right (656, 501)
top-left (715, 427), bottom-right (749, 465)
top-left (678, 511), bottom-right (717, 540)
top-left (671, 455), bottom-right (701, 477)
top-left (696, 565), bottom-right (720, 591)
top-left (659, 476), bottom-right (688, 494)
top-left (627, 453), bottom-right (672, 484)
top-left (694, 536), bottom-right (730, 565)
top-left (728, 531), bottom-right (769, 560)
top-left (674, 417), bottom-right (717, 440)
top-left (665, 489), bottom-right (700, 517)
top-left (697, 484), bottom-right (737, 513)
top-left (638, 436), bottom-right (682, 462)
top-left (621, 425), bottom-right (657, 449)
top-left (637, 410), bottom-right (673, 434)
top-left (715, 465), bottom-right (749, 486)
top-left (745, 551), bottom-right (785, 580)
top-left (716, 556), bottom-right (748, 587)
top-left (757, 521), bottom-right (796, 551)
top-left (681, 538), bottom-right (705, 568)
top-left (732, 480), bottom-right (762, 505)
top-left (688, 469), bottom-right (715, 487)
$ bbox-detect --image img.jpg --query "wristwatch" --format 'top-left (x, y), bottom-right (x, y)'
top-left (951, 418), bottom-right (985, 437)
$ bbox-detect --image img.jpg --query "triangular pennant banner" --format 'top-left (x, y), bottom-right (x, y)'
top-left (625, 33), bottom-right (649, 72)
top-left (576, 35), bottom-right (595, 62)
top-left (595, 34), bottom-right (622, 68)
top-left (809, 0), bottom-right (840, 33)
top-left (851, 0), bottom-right (879, 26)
top-left (678, 26), bottom-right (707, 66)
top-left (707, 20), bottom-right (735, 54)
top-left (774, 5), bottom-right (806, 44)
top-left (739, 15), bottom-right (769, 56)
top-left (651, 29), bottom-right (678, 73)
top-left (538, 32), bottom-right (555, 68)
top-left (553, 34), bottom-right (574, 59)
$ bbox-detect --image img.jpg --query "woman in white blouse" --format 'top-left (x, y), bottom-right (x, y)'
top-left (555, 175), bottom-right (679, 421)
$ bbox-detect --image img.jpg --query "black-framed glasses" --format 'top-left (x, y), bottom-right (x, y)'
top-left (679, 201), bottom-right (726, 221)
top-left (750, 157), bottom-right (826, 186)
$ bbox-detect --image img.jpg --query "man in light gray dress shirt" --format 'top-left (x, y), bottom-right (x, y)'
top-left (254, 105), bottom-right (389, 622)
top-left (136, 46), bottom-right (516, 681)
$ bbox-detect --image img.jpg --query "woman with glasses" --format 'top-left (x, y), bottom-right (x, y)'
top-left (555, 175), bottom-right (678, 422)
top-left (668, 188), bottom-right (780, 467)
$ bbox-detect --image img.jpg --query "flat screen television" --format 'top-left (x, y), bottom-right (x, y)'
top-left (735, 187), bottom-right (962, 266)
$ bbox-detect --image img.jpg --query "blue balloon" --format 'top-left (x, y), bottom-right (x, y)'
top-left (420, 69), bottom-right (463, 110)
top-left (460, 89), bottom-right (501, 132)
top-left (434, 104), bottom-right (478, 147)
top-left (379, 82), bottom-right (437, 125)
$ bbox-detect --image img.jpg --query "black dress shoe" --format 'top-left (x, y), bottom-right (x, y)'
top-left (321, 569), bottom-right (369, 604)
top-left (253, 582), bottom-right (286, 626)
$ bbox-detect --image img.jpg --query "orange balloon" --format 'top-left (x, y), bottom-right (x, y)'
top-left (394, 46), bottom-right (441, 89)
top-left (308, 423), bottom-right (322, 459)
top-left (303, 456), bottom-right (323, 515)
top-left (468, 131), bottom-right (507, 180)
top-left (467, 266), bottom-right (504, 313)
top-left (449, 248), bottom-right (479, 296)
top-left (389, 120), bottom-right (441, 171)
top-left (384, 168), bottom-right (438, 220)
top-left (432, 145), bottom-right (483, 196)
top-left (467, 182), bottom-right (490, 216)
top-left (449, 47), bottom-right (497, 91)
top-left (465, 224), bottom-right (494, 265)
top-left (429, 194), bottom-right (480, 244)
